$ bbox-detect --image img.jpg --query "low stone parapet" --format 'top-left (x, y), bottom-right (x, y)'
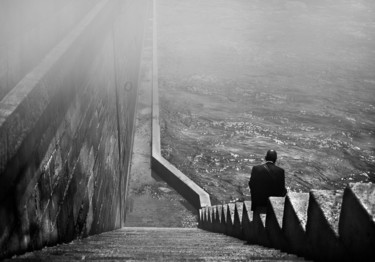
top-left (339, 183), bottom-right (375, 260)
top-left (252, 209), bottom-right (270, 247)
top-left (241, 201), bottom-right (253, 242)
top-left (150, 0), bottom-right (211, 209)
top-left (214, 205), bottom-right (224, 233)
top-left (220, 204), bottom-right (229, 234)
top-left (233, 202), bottom-right (244, 240)
top-left (225, 203), bottom-right (236, 237)
top-left (266, 197), bottom-right (287, 251)
top-left (198, 182), bottom-right (375, 261)
top-left (282, 192), bottom-right (309, 257)
top-left (306, 189), bottom-right (345, 260)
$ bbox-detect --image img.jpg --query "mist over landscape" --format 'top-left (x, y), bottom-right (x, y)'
top-left (157, 0), bottom-right (375, 204)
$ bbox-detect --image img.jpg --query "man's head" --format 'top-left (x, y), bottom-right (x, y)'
top-left (265, 150), bottom-right (277, 163)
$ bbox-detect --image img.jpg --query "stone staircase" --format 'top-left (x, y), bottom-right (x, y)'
top-left (9, 227), bottom-right (306, 261)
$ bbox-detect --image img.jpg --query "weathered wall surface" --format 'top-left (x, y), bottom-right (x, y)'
top-left (114, 0), bottom-right (150, 215)
top-left (0, 0), bottom-right (101, 101)
top-left (0, 0), bottom-right (149, 258)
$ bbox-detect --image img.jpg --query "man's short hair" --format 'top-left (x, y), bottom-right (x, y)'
top-left (265, 150), bottom-right (277, 163)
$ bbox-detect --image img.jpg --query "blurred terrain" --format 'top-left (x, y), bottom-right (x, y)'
top-left (157, 0), bottom-right (375, 204)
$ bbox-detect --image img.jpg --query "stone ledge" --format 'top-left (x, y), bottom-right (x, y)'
top-left (150, 0), bottom-right (210, 210)
top-left (151, 154), bottom-right (211, 209)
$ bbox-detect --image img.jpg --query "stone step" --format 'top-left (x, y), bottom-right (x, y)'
top-left (9, 227), bottom-right (305, 261)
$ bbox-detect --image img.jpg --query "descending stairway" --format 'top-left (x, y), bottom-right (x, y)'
top-left (10, 227), bottom-right (305, 261)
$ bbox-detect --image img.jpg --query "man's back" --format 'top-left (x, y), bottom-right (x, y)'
top-left (249, 162), bottom-right (286, 211)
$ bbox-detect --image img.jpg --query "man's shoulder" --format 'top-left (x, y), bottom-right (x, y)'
top-left (252, 163), bottom-right (285, 174)
top-left (252, 164), bottom-right (265, 171)
top-left (272, 164), bottom-right (285, 174)
top-left (274, 164), bottom-right (284, 170)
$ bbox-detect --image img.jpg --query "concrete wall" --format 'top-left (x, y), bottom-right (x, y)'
top-left (150, 0), bottom-right (211, 210)
top-left (199, 182), bottom-right (375, 261)
top-left (0, 0), bottom-right (149, 258)
top-left (0, 0), bottom-right (101, 101)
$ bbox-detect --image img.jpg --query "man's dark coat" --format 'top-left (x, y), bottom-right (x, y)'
top-left (249, 162), bottom-right (287, 211)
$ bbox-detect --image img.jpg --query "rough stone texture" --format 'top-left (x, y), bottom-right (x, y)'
top-left (0, 0), bottom-right (149, 259)
top-left (0, 0), bottom-right (113, 202)
top-left (339, 182), bottom-right (375, 260)
top-left (266, 197), bottom-right (288, 251)
top-left (7, 227), bottom-right (305, 261)
top-left (233, 202), bottom-right (244, 239)
top-left (0, 0), bottom-right (100, 101)
top-left (306, 190), bottom-right (345, 261)
top-left (242, 201), bottom-right (254, 242)
top-left (282, 192), bottom-right (309, 257)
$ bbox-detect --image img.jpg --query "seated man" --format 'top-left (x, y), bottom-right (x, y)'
top-left (248, 150), bottom-right (287, 211)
